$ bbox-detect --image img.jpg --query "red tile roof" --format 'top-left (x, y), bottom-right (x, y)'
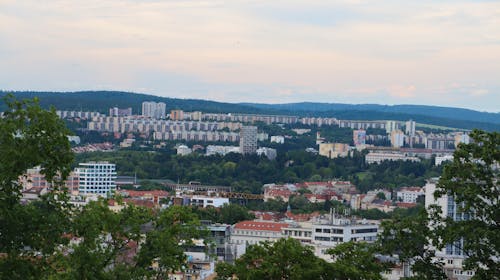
top-left (234, 221), bottom-right (288, 232)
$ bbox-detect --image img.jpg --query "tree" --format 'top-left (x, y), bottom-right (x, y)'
top-left (54, 200), bottom-right (152, 279)
top-left (217, 238), bottom-right (331, 280)
top-left (434, 129), bottom-right (499, 278)
top-left (136, 206), bottom-right (206, 278)
top-left (327, 242), bottom-right (389, 280)
top-left (378, 209), bottom-right (446, 279)
top-left (0, 95), bottom-right (74, 279)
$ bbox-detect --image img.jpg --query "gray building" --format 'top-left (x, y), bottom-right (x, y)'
top-left (239, 126), bottom-right (258, 154)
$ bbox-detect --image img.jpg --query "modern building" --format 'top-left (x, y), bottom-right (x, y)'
top-left (176, 145), bottom-right (192, 156)
top-left (109, 107), bottom-right (132, 117)
top-left (76, 162), bottom-right (117, 196)
top-left (424, 179), bottom-right (475, 279)
top-left (239, 126), bottom-right (258, 154)
top-left (142, 101), bottom-right (166, 119)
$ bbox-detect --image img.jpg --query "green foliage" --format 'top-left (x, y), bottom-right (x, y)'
top-left (434, 129), bottom-right (499, 278)
top-left (378, 208), bottom-right (446, 279)
top-left (327, 242), bottom-right (388, 280)
top-left (0, 95), bottom-right (74, 279)
top-left (136, 206), bottom-right (206, 277)
top-left (193, 204), bottom-right (255, 225)
top-left (0, 96), bottom-right (207, 279)
top-left (218, 238), bottom-right (332, 280)
top-left (54, 200), bottom-right (152, 279)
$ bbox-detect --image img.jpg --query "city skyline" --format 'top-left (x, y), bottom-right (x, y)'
top-left (1, 0), bottom-right (499, 112)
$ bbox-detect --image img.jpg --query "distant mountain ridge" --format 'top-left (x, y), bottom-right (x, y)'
top-left (1, 91), bottom-right (499, 131)
top-left (241, 102), bottom-right (500, 125)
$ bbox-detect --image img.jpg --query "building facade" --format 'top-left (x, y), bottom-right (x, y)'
top-left (142, 101), bottom-right (166, 119)
top-left (239, 126), bottom-right (258, 154)
top-left (76, 162), bottom-right (117, 196)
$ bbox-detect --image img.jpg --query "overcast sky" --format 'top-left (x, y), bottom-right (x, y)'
top-left (1, 0), bottom-right (499, 112)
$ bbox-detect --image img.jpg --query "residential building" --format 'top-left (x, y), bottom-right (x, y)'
top-left (56, 110), bottom-right (102, 119)
top-left (365, 152), bottom-right (420, 164)
top-left (353, 129), bottom-right (366, 146)
top-left (109, 107), bottom-right (132, 117)
top-left (454, 133), bottom-right (470, 147)
top-left (338, 120), bottom-right (387, 130)
top-left (270, 135), bottom-right (285, 144)
top-left (76, 162), bottom-right (117, 196)
top-left (424, 179), bottom-right (475, 279)
top-left (240, 126), bottom-right (258, 154)
top-left (188, 196), bottom-right (229, 208)
top-left (318, 143), bottom-right (349, 158)
top-left (435, 154), bottom-right (454, 166)
top-left (405, 120), bottom-right (416, 136)
top-left (390, 130), bottom-right (405, 148)
top-left (396, 187), bottom-right (424, 203)
top-left (206, 145), bottom-right (241, 156)
top-left (141, 101), bottom-right (166, 119)
top-left (19, 166), bottom-right (79, 194)
top-left (230, 221), bottom-right (289, 258)
top-left (170, 109), bottom-right (184, 120)
top-left (256, 147), bottom-right (277, 160)
top-left (386, 120), bottom-right (399, 134)
top-left (176, 144), bottom-right (192, 156)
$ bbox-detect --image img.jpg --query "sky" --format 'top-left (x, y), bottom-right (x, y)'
top-left (1, 0), bottom-right (499, 112)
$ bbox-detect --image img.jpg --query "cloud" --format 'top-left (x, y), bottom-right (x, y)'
top-left (0, 0), bottom-right (499, 111)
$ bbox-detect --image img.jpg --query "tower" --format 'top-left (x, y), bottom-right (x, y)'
top-left (239, 126), bottom-right (258, 154)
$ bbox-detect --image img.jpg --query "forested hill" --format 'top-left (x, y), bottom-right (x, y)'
top-left (243, 102), bottom-right (500, 126)
top-left (1, 91), bottom-right (499, 131)
top-left (0, 91), bottom-right (273, 115)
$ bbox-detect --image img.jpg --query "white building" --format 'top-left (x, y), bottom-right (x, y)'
top-left (424, 179), bottom-right (475, 279)
top-left (270, 135), bottom-right (285, 144)
top-left (256, 147), bottom-right (277, 160)
top-left (76, 162), bottom-right (117, 197)
top-left (176, 145), bottom-right (192, 156)
top-left (142, 101), bottom-right (166, 119)
top-left (365, 152), bottom-right (420, 164)
top-left (386, 120), bottom-right (399, 134)
top-left (396, 187), bottom-right (424, 203)
top-left (230, 221), bottom-right (289, 258)
top-left (405, 120), bottom-right (416, 136)
top-left (435, 154), bottom-right (454, 166)
top-left (189, 196), bottom-right (229, 208)
top-left (240, 126), bottom-right (258, 154)
top-left (206, 145), bottom-right (241, 156)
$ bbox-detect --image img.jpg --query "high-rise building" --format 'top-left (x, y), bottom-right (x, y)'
top-left (353, 129), bottom-right (366, 146)
top-left (109, 107), bottom-right (132, 117)
top-left (76, 162), bottom-right (116, 196)
top-left (170, 109), bottom-right (184, 120)
top-left (239, 126), bottom-right (258, 154)
top-left (405, 120), bottom-right (416, 136)
top-left (385, 121), bottom-right (399, 134)
top-left (424, 179), bottom-right (475, 278)
top-left (142, 101), bottom-right (166, 119)
top-left (390, 130), bottom-right (405, 148)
